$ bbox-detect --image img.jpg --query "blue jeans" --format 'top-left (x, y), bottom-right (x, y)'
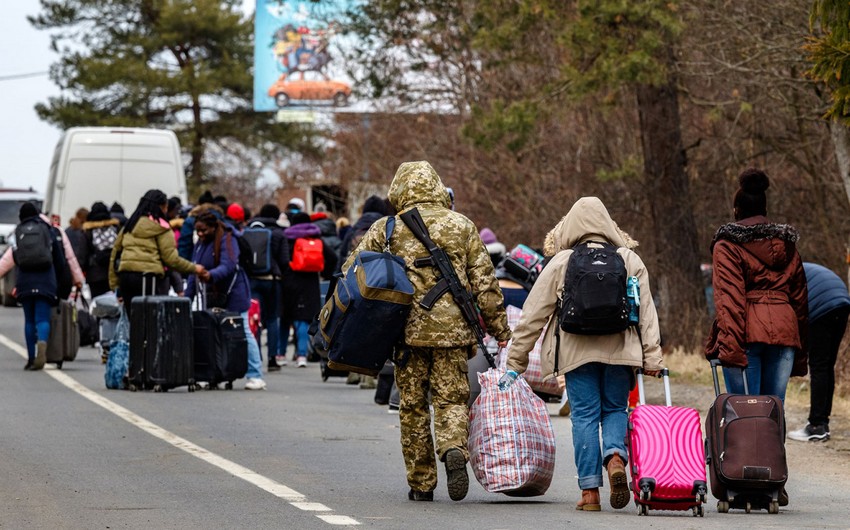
top-left (249, 279), bottom-right (280, 364)
top-left (293, 320), bottom-right (309, 359)
top-left (565, 362), bottom-right (632, 489)
top-left (21, 297), bottom-right (52, 361)
top-left (241, 312), bottom-right (263, 380)
top-left (723, 343), bottom-right (795, 402)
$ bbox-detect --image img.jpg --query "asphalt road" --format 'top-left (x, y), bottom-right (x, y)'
top-left (0, 304), bottom-right (846, 529)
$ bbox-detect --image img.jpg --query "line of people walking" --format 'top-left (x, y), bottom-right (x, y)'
top-left (0, 162), bottom-right (845, 513)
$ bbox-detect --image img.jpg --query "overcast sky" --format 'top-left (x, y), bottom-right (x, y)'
top-left (0, 1), bottom-right (254, 194)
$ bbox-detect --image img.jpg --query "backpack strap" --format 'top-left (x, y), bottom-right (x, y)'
top-left (384, 216), bottom-right (396, 252)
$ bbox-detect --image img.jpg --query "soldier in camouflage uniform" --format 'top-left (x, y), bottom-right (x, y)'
top-left (342, 161), bottom-right (511, 502)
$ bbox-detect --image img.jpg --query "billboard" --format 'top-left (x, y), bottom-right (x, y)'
top-left (253, 0), bottom-right (355, 118)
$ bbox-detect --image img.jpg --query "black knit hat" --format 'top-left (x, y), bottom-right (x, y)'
top-left (362, 195), bottom-right (387, 215)
top-left (289, 212), bottom-right (311, 225)
top-left (198, 190), bottom-right (214, 205)
top-left (734, 168), bottom-right (769, 220)
top-left (259, 204), bottom-right (281, 219)
top-left (19, 202), bottom-right (39, 221)
top-left (87, 201), bottom-right (111, 221)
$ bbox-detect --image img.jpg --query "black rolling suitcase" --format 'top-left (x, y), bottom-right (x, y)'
top-left (46, 298), bottom-right (80, 368)
top-left (706, 359), bottom-right (787, 514)
top-left (128, 278), bottom-right (194, 392)
top-left (192, 286), bottom-right (248, 389)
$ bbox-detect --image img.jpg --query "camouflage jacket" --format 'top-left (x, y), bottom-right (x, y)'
top-left (342, 161), bottom-right (510, 349)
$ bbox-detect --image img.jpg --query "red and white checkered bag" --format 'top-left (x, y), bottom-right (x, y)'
top-left (500, 305), bottom-right (565, 397)
top-left (468, 369), bottom-right (556, 496)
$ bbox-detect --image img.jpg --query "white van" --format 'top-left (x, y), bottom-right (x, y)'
top-left (44, 127), bottom-right (188, 226)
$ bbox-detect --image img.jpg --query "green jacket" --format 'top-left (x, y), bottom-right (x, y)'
top-left (342, 161), bottom-right (510, 349)
top-left (108, 216), bottom-right (196, 290)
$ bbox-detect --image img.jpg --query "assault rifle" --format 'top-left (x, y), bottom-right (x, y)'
top-left (399, 207), bottom-right (496, 369)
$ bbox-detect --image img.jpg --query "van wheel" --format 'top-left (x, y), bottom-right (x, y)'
top-left (333, 92), bottom-right (348, 107)
top-left (275, 93), bottom-right (290, 107)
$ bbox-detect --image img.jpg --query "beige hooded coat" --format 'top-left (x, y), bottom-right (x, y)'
top-left (506, 197), bottom-right (664, 378)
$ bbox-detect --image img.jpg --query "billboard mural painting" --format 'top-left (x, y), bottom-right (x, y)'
top-left (254, 0), bottom-right (353, 117)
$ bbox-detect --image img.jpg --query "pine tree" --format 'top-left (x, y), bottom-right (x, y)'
top-left (30, 0), bottom-right (316, 192)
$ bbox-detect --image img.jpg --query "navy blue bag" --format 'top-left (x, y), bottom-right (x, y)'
top-left (319, 217), bottom-right (414, 376)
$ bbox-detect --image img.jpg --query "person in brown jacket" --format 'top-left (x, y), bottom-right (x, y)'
top-left (705, 168), bottom-right (808, 403)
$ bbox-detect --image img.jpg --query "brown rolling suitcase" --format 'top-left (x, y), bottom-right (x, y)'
top-left (705, 359), bottom-right (787, 514)
top-left (46, 298), bottom-right (80, 368)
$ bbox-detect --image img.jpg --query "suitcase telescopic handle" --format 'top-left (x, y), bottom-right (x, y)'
top-left (636, 368), bottom-right (671, 407)
top-left (709, 358), bottom-right (749, 396)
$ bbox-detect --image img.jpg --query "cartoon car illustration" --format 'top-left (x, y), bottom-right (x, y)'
top-left (268, 70), bottom-right (351, 108)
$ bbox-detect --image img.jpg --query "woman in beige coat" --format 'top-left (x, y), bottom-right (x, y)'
top-left (503, 197), bottom-right (664, 512)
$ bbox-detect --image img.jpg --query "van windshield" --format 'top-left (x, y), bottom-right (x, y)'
top-left (0, 200), bottom-right (44, 224)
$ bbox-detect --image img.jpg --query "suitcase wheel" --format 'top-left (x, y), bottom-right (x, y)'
top-left (745, 501), bottom-right (751, 514)
top-left (153, 384), bottom-right (167, 393)
top-left (188, 384), bottom-right (195, 393)
top-left (768, 501), bottom-right (779, 514)
top-left (637, 503), bottom-right (648, 516)
top-left (717, 500), bottom-right (729, 513)
top-left (128, 383), bottom-right (139, 392)
top-left (56, 361), bottom-right (63, 370)
top-left (692, 505), bottom-right (704, 517)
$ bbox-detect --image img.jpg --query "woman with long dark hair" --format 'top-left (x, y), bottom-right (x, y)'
top-left (185, 212), bottom-right (266, 390)
top-left (108, 190), bottom-right (202, 309)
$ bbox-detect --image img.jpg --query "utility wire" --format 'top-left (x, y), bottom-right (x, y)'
top-left (0, 71), bottom-right (49, 82)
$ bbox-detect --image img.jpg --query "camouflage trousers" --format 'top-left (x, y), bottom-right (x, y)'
top-left (395, 345), bottom-right (473, 492)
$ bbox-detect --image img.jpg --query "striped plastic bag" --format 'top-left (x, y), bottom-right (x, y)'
top-left (468, 369), bottom-right (556, 496)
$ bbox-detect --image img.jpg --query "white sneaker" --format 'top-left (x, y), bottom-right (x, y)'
top-left (245, 378), bottom-right (267, 390)
top-left (296, 357), bottom-right (307, 368)
top-left (275, 355), bottom-right (288, 367)
top-left (788, 423), bottom-right (829, 442)
top-left (558, 392), bottom-right (571, 417)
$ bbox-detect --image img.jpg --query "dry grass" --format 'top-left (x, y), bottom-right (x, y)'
top-left (663, 348), bottom-right (850, 420)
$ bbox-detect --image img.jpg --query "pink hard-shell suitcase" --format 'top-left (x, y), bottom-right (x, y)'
top-left (626, 369), bottom-right (708, 516)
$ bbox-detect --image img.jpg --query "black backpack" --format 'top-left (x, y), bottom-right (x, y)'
top-left (558, 241), bottom-right (630, 335)
top-left (240, 223), bottom-right (273, 276)
top-left (13, 220), bottom-right (54, 272)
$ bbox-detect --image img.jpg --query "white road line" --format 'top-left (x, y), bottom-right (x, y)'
top-left (0, 334), bottom-right (360, 526)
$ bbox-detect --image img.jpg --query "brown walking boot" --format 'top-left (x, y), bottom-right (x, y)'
top-left (607, 452), bottom-right (629, 509)
top-left (576, 488), bottom-right (601, 511)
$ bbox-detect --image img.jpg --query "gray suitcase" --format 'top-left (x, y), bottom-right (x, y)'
top-left (46, 298), bottom-right (80, 368)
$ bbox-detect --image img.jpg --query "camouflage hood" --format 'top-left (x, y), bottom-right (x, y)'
top-left (387, 161), bottom-right (452, 212)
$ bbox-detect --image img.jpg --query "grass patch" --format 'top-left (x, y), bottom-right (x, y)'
top-left (663, 348), bottom-right (850, 419)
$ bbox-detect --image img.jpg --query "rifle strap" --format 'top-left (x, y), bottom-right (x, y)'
top-left (399, 208), bottom-right (449, 308)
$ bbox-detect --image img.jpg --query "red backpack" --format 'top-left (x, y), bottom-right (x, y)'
top-left (290, 237), bottom-right (325, 272)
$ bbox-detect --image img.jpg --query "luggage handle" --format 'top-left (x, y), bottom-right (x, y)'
top-left (142, 274), bottom-right (157, 297)
top-left (193, 283), bottom-right (207, 311)
top-left (636, 368), bottom-right (671, 407)
top-left (709, 358), bottom-right (749, 397)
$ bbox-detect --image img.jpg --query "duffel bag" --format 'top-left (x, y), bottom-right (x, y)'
top-left (319, 217), bottom-right (414, 376)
